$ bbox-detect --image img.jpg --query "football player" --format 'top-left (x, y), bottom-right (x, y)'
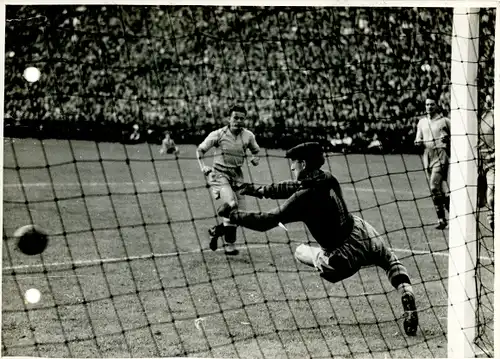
top-left (217, 142), bottom-right (419, 336)
top-left (414, 95), bottom-right (451, 229)
top-left (196, 105), bottom-right (260, 255)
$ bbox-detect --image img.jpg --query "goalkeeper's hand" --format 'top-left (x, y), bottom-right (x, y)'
top-left (236, 183), bottom-right (265, 198)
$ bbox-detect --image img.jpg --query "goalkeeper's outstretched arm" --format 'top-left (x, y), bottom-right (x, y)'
top-left (219, 192), bottom-right (305, 232)
top-left (239, 180), bottom-right (302, 200)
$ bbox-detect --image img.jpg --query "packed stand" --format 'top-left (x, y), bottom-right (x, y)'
top-left (4, 6), bottom-right (495, 153)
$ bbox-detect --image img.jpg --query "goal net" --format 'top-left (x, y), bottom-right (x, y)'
top-left (2, 5), bottom-right (495, 358)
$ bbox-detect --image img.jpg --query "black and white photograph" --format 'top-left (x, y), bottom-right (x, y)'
top-left (1, 2), bottom-right (496, 358)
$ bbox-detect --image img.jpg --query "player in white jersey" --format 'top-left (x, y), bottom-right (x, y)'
top-left (414, 96), bottom-right (451, 229)
top-left (478, 109), bottom-right (495, 230)
top-left (196, 105), bottom-right (260, 255)
top-left (159, 131), bottom-right (179, 155)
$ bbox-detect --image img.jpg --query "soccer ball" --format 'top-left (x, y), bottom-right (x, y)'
top-left (14, 225), bottom-right (48, 255)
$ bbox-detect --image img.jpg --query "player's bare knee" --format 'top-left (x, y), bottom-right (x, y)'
top-left (294, 244), bottom-right (308, 261)
top-left (294, 244), bottom-right (317, 267)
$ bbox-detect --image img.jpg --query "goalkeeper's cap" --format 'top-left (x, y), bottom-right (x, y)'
top-left (286, 142), bottom-right (325, 168)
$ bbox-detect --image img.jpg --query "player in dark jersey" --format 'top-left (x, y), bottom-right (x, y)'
top-left (217, 142), bottom-right (419, 336)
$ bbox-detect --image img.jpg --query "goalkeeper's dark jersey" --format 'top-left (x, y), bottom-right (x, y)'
top-left (231, 169), bottom-right (354, 252)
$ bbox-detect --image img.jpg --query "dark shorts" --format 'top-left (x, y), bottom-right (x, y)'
top-left (297, 216), bottom-right (407, 284)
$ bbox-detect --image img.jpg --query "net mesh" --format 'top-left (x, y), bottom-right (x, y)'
top-left (2, 5), bottom-right (494, 358)
top-left (474, 9), bottom-right (495, 358)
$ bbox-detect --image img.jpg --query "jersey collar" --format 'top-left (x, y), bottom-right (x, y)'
top-left (427, 113), bottom-right (442, 121)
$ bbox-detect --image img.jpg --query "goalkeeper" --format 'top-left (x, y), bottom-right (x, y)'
top-left (217, 142), bottom-right (419, 336)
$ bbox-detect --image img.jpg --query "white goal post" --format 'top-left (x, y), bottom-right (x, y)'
top-left (447, 7), bottom-right (479, 359)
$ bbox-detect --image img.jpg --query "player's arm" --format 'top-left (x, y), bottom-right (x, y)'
top-left (414, 119), bottom-right (424, 146)
top-left (248, 132), bottom-right (261, 166)
top-left (196, 130), bottom-right (218, 175)
top-left (442, 117), bottom-right (451, 144)
top-left (240, 180), bottom-right (303, 199)
top-left (218, 191), bottom-right (305, 232)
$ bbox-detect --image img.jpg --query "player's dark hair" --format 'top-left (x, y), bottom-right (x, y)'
top-left (229, 105), bottom-right (247, 115)
top-left (426, 92), bottom-right (440, 104)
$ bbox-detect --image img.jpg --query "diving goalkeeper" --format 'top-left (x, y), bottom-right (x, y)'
top-left (217, 142), bottom-right (419, 336)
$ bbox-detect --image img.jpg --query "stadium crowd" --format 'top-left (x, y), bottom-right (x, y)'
top-left (4, 6), bottom-right (495, 153)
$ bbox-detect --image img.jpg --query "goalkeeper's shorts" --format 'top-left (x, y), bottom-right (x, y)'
top-left (298, 216), bottom-right (408, 286)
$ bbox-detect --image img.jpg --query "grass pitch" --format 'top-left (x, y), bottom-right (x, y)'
top-left (2, 138), bottom-right (493, 358)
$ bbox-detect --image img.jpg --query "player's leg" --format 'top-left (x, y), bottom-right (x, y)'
top-left (219, 169), bottom-right (246, 254)
top-left (216, 176), bottom-right (241, 255)
top-left (486, 166), bottom-right (495, 230)
top-left (294, 243), bottom-right (321, 268)
top-left (429, 157), bottom-right (448, 229)
top-left (223, 187), bottom-right (246, 245)
top-left (441, 152), bottom-right (450, 213)
top-left (206, 172), bottom-right (227, 251)
top-left (294, 243), bottom-right (360, 283)
top-left (350, 216), bottom-right (418, 336)
top-left (424, 149), bottom-right (447, 228)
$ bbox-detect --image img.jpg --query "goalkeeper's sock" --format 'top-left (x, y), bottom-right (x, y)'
top-left (397, 282), bottom-right (414, 297)
top-left (208, 224), bottom-right (224, 251)
top-left (223, 226), bottom-right (239, 255)
top-left (224, 225), bottom-right (237, 244)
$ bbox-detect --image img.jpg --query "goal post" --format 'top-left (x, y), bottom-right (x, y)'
top-left (495, 5), bottom-right (500, 356)
top-left (447, 8), bottom-right (479, 359)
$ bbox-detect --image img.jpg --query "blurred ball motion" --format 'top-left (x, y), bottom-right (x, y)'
top-left (14, 225), bottom-right (48, 255)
